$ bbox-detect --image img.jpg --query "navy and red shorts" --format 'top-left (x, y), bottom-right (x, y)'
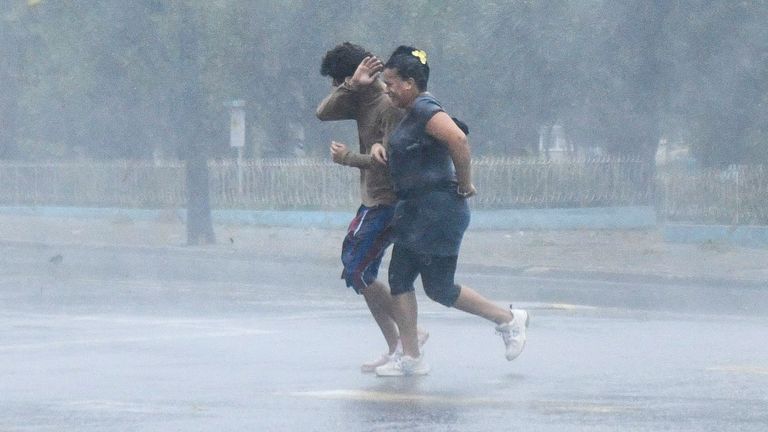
top-left (341, 204), bottom-right (395, 294)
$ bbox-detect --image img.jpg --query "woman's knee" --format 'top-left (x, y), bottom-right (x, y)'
top-left (423, 283), bottom-right (461, 307)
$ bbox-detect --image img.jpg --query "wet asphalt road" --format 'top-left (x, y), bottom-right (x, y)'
top-left (1, 242), bottom-right (767, 431)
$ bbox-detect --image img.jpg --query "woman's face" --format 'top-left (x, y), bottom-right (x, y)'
top-left (382, 68), bottom-right (415, 108)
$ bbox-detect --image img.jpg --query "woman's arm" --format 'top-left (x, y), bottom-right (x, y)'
top-left (425, 111), bottom-right (477, 197)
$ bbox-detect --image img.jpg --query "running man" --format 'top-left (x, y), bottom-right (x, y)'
top-left (317, 42), bottom-right (428, 372)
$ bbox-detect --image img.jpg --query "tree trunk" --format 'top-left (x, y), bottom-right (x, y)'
top-left (176, 4), bottom-right (215, 245)
top-left (185, 155), bottom-right (215, 245)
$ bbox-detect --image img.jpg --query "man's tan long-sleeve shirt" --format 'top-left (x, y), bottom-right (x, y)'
top-left (316, 80), bottom-right (403, 207)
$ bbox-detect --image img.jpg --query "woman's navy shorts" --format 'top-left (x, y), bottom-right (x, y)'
top-left (388, 244), bottom-right (461, 307)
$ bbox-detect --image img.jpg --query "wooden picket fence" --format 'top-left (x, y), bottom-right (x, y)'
top-left (0, 158), bottom-right (766, 224)
top-left (657, 164), bottom-right (768, 225)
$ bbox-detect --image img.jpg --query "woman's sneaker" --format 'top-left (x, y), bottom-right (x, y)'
top-left (375, 355), bottom-right (430, 377)
top-left (495, 308), bottom-right (529, 361)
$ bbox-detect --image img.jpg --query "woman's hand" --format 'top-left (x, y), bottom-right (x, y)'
top-left (371, 143), bottom-right (388, 165)
top-left (457, 183), bottom-right (477, 198)
top-left (330, 141), bottom-right (348, 165)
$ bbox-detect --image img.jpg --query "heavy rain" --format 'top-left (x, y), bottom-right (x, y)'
top-left (1, 1), bottom-right (767, 431)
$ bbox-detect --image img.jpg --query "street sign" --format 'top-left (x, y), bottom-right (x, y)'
top-left (229, 100), bottom-right (245, 148)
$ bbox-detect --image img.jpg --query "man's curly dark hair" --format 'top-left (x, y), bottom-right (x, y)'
top-left (320, 42), bottom-right (372, 83)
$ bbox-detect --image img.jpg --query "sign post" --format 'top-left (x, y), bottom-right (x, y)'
top-left (228, 100), bottom-right (246, 195)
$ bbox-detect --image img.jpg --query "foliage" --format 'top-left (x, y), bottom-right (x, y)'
top-left (0, 0), bottom-right (766, 167)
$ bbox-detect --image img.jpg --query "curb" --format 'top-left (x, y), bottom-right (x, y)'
top-left (664, 224), bottom-right (768, 249)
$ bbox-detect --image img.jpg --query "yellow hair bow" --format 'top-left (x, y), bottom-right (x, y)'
top-left (411, 49), bottom-right (428, 65)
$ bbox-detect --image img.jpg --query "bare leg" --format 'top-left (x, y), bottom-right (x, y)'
top-left (390, 291), bottom-right (420, 358)
top-left (361, 280), bottom-right (400, 353)
top-left (452, 284), bottom-right (514, 324)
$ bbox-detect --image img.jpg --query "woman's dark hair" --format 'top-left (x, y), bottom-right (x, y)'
top-left (384, 45), bottom-right (430, 91)
top-left (320, 42), bottom-right (372, 82)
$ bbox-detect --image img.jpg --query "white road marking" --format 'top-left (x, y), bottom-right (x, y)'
top-left (532, 400), bottom-right (636, 414)
top-left (707, 365), bottom-right (768, 376)
top-left (0, 329), bottom-right (271, 351)
top-left (287, 389), bottom-right (505, 405)
top-left (287, 389), bottom-right (636, 413)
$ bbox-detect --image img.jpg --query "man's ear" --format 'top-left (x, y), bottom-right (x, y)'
top-left (406, 77), bottom-right (417, 89)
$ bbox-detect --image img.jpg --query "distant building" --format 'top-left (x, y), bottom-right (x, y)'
top-left (655, 138), bottom-right (695, 169)
top-left (539, 124), bottom-right (575, 161)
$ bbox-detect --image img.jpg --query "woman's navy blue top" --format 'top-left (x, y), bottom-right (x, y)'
top-left (387, 93), bottom-right (470, 256)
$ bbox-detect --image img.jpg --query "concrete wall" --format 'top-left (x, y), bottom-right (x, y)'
top-left (4, 205), bottom-right (768, 248)
top-left (0, 205), bottom-right (656, 231)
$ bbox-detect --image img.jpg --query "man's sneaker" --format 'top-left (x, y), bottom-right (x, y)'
top-left (361, 353), bottom-right (394, 373)
top-left (495, 308), bottom-right (530, 361)
top-left (375, 355), bottom-right (430, 377)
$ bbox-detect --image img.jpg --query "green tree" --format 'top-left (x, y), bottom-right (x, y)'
top-left (666, 0), bottom-right (768, 166)
top-left (2, 0), bottom-right (766, 167)
top-left (0, 3), bottom-right (25, 158)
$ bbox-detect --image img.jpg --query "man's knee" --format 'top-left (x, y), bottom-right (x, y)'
top-left (359, 279), bottom-right (388, 297)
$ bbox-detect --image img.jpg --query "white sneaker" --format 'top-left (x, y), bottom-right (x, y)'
top-left (375, 355), bottom-right (430, 377)
top-left (361, 353), bottom-right (394, 373)
top-left (495, 308), bottom-right (529, 361)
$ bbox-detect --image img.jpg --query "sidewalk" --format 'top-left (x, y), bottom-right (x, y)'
top-left (2, 213), bottom-right (767, 287)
